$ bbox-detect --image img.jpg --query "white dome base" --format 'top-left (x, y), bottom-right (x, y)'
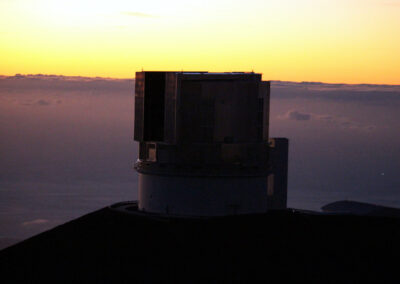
top-left (138, 173), bottom-right (273, 217)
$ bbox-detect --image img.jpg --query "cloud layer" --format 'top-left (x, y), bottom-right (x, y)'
top-left (278, 110), bottom-right (376, 131)
top-left (280, 110), bottom-right (311, 121)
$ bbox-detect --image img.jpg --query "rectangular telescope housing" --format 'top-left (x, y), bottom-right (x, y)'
top-left (135, 72), bottom-right (270, 170)
top-left (134, 71), bottom-right (288, 216)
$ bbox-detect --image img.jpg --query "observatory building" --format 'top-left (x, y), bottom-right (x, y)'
top-left (134, 72), bottom-right (288, 216)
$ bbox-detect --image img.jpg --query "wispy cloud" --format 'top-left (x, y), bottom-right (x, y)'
top-left (280, 110), bottom-right (311, 121)
top-left (22, 219), bottom-right (49, 226)
top-left (278, 110), bottom-right (376, 131)
top-left (20, 99), bottom-right (54, 106)
top-left (121, 11), bottom-right (157, 18)
top-left (36, 99), bottom-right (51, 106)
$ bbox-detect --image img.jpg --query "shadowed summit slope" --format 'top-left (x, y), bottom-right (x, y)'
top-left (1, 203), bottom-right (399, 283)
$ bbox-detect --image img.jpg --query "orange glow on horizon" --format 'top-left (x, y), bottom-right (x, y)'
top-left (1, 0), bottom-right (399, 84)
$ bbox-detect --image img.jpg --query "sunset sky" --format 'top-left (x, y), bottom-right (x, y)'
top-left (1, 0), bottom-right (399, 84)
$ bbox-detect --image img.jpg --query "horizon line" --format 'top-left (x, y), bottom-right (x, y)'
top-left (1, 73), bottom-right (400, 87)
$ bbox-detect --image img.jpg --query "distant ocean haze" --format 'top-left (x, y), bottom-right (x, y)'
top-left (1, 74), bottom-right (400, 248)
top-left (270, 81), bottom-right (400, 210)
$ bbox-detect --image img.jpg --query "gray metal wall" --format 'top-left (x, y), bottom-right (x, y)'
top-left (268, 138), bottom-right (289, 209)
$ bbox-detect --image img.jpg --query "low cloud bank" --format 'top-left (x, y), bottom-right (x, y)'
top-left (278, 110), bottom-right (376, 131)
top-left (270, 80), bottom-right (400, 104)
top-left (272, 80), bottom-right (400, 92)
top-left (281, 110), bottom-right (311, 121)
top-left (0, 74), bottom-right (134, 93)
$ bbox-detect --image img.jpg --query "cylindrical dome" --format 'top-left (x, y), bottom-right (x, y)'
top-left (133, 72), bottom-right (288, 216)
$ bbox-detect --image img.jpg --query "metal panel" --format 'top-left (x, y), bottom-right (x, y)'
top-left (164, 73), bottom-right (177, 144)
top-left (179, 80), bottom-right (203, 143)
top-left (134, 72), bottom-right (145, 141)
top-left (143, 72), bottom-right (165, 141)
top-left (261, 81), bottom-right (270, 141)
top-left (212, 81), bottom-right (259, 143)
top-left (268, 138), bottom-right (289, 209)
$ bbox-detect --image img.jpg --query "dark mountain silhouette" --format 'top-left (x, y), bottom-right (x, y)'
top-left (322, 200), bottom-right (400, 217)
top-left (1, 202), bottom-right (399, 283)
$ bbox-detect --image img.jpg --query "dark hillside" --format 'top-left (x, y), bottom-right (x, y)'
top-left (1, 204), bottom-right (399, 283)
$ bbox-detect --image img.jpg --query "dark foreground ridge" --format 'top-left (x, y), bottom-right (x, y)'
top-left (1, 202), bottom-right (400, 283)
top-left (322, 200), bottom-right (400, 217)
